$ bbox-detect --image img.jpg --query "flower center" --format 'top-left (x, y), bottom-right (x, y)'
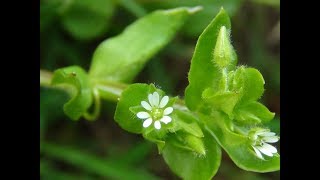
top-left (151, 108), bottom-right (163, 120)
top-left (251, 136), bottom-right (264, 147)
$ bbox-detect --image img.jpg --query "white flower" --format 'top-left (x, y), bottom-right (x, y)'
top-left (250, 129), bottom-right (279, 160)
top-left (136, 92), bottom-right (173, 130)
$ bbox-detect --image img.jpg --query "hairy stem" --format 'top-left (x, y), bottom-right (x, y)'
top-left (222, 68), bottom-right (229, 92)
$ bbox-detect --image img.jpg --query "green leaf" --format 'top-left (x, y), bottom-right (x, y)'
top-left (51, 66), bottom-right (92, 120)
top-left (234, 102), bottom-right (275, 124)
top-left (185, 8), bottom-right (237, 111)
top-left (89, 6), bottom-right (201, 82)
top-left (61, 0), bottom-right (115, 40)
top-left (202, 111), bottom-right (280, 172)
top-left (115, 83), bottom-right (151, 133)
top-left (239, 67), bottom-right (265, 103)
top-left (162, 130), bottom-right (221, 180)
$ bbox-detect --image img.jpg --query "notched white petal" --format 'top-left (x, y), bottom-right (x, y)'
top-left (262, 143), bottom-right (277, 154)
top-left (154, 121), bottom-right (161, 129)
top-left (143, 118), bottom-right (153, 128)
top-left (260, 132), bottom-right (276, 137)
top-left (148, 94), bottom-right (154, 106)
top-left (262, 136), bottom-right (279, 143)
top-left (141, 101), bottom-right (152, 111)
top-left (255, 129), bottom-right (269, 136)
top-left (160, 116), bottom-right (172, 124)
top-left (152, 92), bottom-right (160, 107)
top-left (159, 96), bottom-right (169, 108)
top-left (257, 146), bottom-right (273, 157)
top-left (137, 112), bottom-right (150, 119)
top-left (164, 107), bottom-right (173, 115)
top-left (252, 146), bottom-right (264, 160)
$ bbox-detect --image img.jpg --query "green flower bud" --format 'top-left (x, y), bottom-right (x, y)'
top-left (213, 26), bottom-right (236, 69)
top-left (184, 134), bottom-right (206, 155)
top-left (168, 131), bottom-right (206, 156)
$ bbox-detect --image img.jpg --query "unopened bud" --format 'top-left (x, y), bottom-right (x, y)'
top-left (185, 134), bottom-right (206, 155)
top-left (213, 26), bottom-right (236, 69)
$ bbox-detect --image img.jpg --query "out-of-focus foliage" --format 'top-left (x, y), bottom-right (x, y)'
top-left (138, 0), bottom-right (243, 37)
top-left (41, 0), bottom-right (116, 40)
top-left (40, 0), bottom-right (279, 179)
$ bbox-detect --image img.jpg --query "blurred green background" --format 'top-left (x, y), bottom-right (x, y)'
top-left (40, 0), bottom-right (280, 179)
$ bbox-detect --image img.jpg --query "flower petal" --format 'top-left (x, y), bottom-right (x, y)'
top-left (262, 136), bottom-right (279, 143)
top-left (159, 96), bottom-right (169, 108)
top-left (154, 121), bottom-right (161, 129)
top-left (255, 129), bottom-right (269, 136)
top-left (141, 101), bottom-right (152, 111)
top-left (252, 146), bottom-right (264, 160)
top-left (148, 94), bottom-right (154, 106)
top-left (262, 143), bottom-right (277, 154)
top-left (152, 92), bottom-right (160, 107)
top-left (260, 132), bottom-right (276, 137)
top-left (257, 145), bottom-right (273, 157)
top-left (143, 118), bottom-right (153, 128)
top-left (160, 116), bottom-right (172, 124)
top-left (164, 107), bottom-right (173, 115)
top-left (137, 112), bottom-right (150, 119)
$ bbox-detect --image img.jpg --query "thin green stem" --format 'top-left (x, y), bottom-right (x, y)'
top-left (92, 79), bottom-right (128, 102)
top-left (222, 68), bottom-right (229, 92)
top-left (40, 69), bottom-right (189, 111)
top-left (83, 88), bottom-right (101, 121)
